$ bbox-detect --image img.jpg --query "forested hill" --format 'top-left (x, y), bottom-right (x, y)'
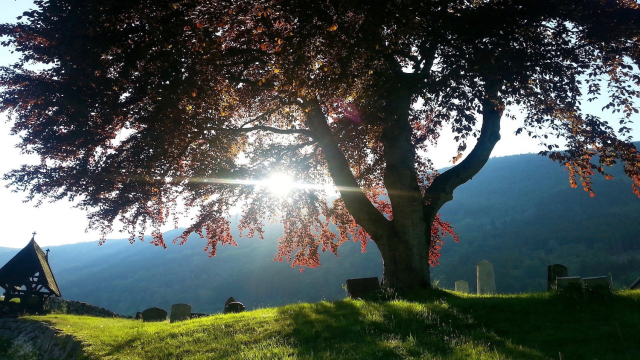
top-left (433, 152), bottom-right (640, 292)
top-left (0, 226), bottom-right (383, 316)
top-left (1, 151), bottom-right (639, 316)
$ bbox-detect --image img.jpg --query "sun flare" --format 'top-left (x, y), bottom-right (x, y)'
top-left (263, 173), bottom-right (295, 196)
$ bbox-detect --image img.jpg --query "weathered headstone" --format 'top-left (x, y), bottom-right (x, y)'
top-left (583, 276), bottom-right (611, 295)
top-left (142, 307), bottom-right (167, 322)
top-left (224, 297), bottom-right (236, 308)
top-left (170, 303), bottom-right (192, 323)
top-left (190, 313), bottom-right (206, 319)
top-left (630, 277), bottom-right (640, 290)
top-left (224, 302), bottom-right (245, 314)
top-left (547, 264), bottom-right (568, 291)
top-left (556, 276), bottom-right (584, 295)
top-left (454, 280), bottom-right (469, 293)
top-left (477, 260), bottom-right (496, 295)
top-left (345, 277), bottom-right (380, 299)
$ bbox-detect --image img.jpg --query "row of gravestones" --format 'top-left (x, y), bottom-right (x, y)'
top-left (343, 262), bottom-right (499, 298)
top-left (135, 297), bottom-right (246, 322)
top-left (339, 262), bottom-right (640, 299)
top-left (547, 264), bottom-right (612, 295)
top-left (343, 262), bottom-right (506, 298)
top-left (454, 260), bottom-right (496, 295)
top-left (453, 262), bottom-right (640, 295)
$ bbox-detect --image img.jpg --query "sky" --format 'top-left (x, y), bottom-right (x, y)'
top-left (0, 1), bottom-right (638, 248)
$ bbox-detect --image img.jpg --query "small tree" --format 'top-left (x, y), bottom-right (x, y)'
top-left (2, 0), bottom-right (640, 290)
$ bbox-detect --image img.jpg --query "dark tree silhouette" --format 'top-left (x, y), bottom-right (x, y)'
top-left (2, 0), bottom-right (640, 290)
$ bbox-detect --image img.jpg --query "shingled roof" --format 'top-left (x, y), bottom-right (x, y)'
top-left (0, 235), bottom-right (61, 297)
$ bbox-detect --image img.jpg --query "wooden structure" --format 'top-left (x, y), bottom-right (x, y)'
top-left (0, 233), bottom-right (61, 309)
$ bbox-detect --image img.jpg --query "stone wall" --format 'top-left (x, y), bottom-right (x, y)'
top-left (43, 297), bottom-right (123, 318)
top-left (0, 318), bottom-right (83, 360)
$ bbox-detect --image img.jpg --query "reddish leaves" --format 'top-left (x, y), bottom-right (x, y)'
top-left (429, 214), bottom-right (459, 267)
top-left (3, 0), bottom-right (640, 281)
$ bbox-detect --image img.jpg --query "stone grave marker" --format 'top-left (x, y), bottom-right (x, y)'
top-left (477, 260), bottom-right (496, 295)
top-left (345, 277), bottom-right (380, 299)
top-left (454, 280), bottom-right (469, 293)
top-left (142, 307), bottom-right (167, 322)
top-left (135, 312), bottom-right (142, 320)
top-left (630, 277), bottom-right (640, 290)
top-left (224, 297), bottom-right (236, 308)
top-left (583, 276), bottom-right (611, 294)
top-left (547, 264), bottom-right (568, 291)
top-left (170, 303), bottom-right (192, 323)
top-left (556, 276), bottom-right (584, 295)
top-left (224, 302), bottom-right (245, 314)
top-left (190, 313), bottom-right (206, 319)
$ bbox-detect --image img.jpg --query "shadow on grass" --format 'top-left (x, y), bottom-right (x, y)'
top-left (35, 290), bottom-right (640, 359)
top-left (277, 291), bottom-right (548, 359)
top-left (404, 289), bottom-right (640, 360)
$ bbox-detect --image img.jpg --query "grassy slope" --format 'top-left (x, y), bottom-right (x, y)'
top-left (22, 290), bottom-right (640, 360)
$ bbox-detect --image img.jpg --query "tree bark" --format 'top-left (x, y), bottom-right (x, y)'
top-left (378, 90), bottom-right (433, 290)
top-left (376, 227), bottom-right (433, 290)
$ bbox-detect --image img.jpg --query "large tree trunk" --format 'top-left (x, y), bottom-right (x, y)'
top-left (376, 224), bottom-right (433, 290)
top-left (377, 89), bottom-right (434, 290)
top-left (304, 79), bottom-right (503, 292)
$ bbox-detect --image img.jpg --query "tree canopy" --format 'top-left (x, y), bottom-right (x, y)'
top-left (2, 0), bottom-right (640, 290)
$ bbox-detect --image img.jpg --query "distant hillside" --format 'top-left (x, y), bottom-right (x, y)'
top-left (433, 152), bottom-right (640, 292)
top-left (0, 226), bottom-right (383, 316)
top-left (0, 151), bottom-right (639, 315)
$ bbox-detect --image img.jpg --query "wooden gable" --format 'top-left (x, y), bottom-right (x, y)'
top-left (0, 235), bottom-right (61, 299)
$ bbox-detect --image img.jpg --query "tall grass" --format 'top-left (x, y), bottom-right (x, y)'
top-left (22, 290), bottom-right (640, 359)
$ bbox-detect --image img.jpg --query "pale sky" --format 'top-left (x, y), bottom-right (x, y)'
top-left (0, 1), bottom-right (638, 248)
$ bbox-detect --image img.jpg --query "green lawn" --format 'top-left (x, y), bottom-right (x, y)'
top-left (20, 290), bottom-right (640, 359)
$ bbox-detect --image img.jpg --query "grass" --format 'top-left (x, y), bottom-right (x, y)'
top-left (16, 289), bottom-right (640, 359)
top-left (0, 296), bottom-right (20, 303)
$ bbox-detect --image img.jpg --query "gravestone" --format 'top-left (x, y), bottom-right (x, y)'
top-left (170, 303), bottom-right (192, 323)
top-left (477, 260), bottom-right (496, 295)
top-left (135, 312), bottom-right (143, 320)
top-left (142, 307), bottom-right (167, 322)
top-left (454, 280), bottom-right (469, 293)
top-left (556, 276), bottom-right (584, 295)
top-left (190, 313), bottom-right (206, 319)
top-left (224, 302), bottom-right (245, 314)
top-left (547, 264), bottom-right (568, 291)
top-left (583, 276), bottom-right (611, 294)
top-left (630, 277), bottom-right (640, 290)
top-left (224, 297), bottom-right (236, 308)
top-left (345, 277), bottom-right (380, 299)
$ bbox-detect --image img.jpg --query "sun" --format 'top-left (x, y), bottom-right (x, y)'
top-left (262, 173), bottom-right (295, 196)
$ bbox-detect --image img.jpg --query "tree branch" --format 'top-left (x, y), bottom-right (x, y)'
top-left (231, 126), bottom-right (318, 141)
top-left (303, 99), bottom-right (392, 237)
top-left (423, 79), bottom-right (503, 214)
top-left (417, 41), bottom-right (437, 76)
top-left (239, 108), bottom-right (279, 128)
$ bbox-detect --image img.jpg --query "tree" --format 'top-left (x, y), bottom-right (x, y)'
top-left (2, 0), bottom-right (640, 291)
